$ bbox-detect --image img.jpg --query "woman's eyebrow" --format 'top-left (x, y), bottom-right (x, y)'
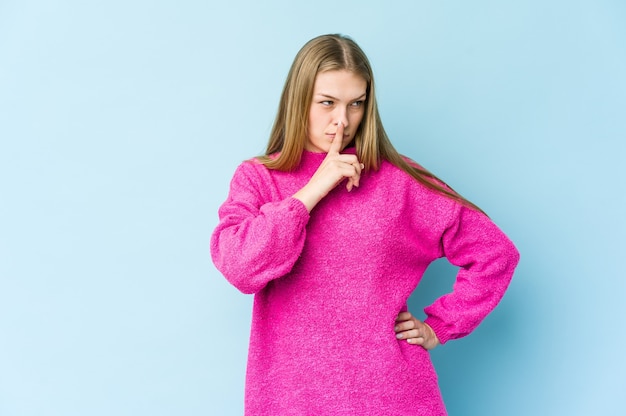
top-left (315, 93), bottom-right (367, 101)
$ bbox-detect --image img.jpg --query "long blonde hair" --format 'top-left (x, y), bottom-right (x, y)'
top-left (259, 34), bottom-right (484, 214)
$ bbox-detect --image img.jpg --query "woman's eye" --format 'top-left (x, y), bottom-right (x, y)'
top-left (321, 100), bottom-right (333, 106)
top-left (351, 100), bottom-right (364, 107)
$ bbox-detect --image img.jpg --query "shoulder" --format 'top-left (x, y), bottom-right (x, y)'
top-left (227, 157), bottom-right (274, 194)
top-left (378, 155), bottom-right (448, 194)
top-left (217, 158), bottom-right (279, 212)
top-left (400, 154), bottom-right (423, 170)
top-left (377, 156), bottom-right (462, 223)
top-left (233, 156), bottom-right (269, 176)
top-left (233, 151), bottom-right (285, 176)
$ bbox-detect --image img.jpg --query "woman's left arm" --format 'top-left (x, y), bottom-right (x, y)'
top-left (423, 205), bottom-right (520, 345)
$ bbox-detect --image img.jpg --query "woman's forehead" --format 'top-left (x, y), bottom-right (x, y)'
top-left (313, 70), bottom-right (367, 96)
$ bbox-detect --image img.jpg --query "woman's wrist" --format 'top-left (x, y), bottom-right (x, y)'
top-left (292, 185), bottom-right (323, 212)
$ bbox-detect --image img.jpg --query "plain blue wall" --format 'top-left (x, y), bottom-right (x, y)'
top-left (1, 1), bottom-right (624, 415)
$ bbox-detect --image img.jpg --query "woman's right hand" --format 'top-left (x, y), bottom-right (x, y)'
top-left (293, 122), bottom-right (364, 212)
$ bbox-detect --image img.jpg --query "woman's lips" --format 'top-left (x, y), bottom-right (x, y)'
top-left (327, 133), bottom-right (350, 139)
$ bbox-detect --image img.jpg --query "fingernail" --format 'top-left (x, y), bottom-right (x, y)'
top-left (396, 333), bottom-right (403, 339)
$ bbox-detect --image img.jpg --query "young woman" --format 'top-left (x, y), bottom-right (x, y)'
top-left (211, 34), bottom-right (519, 415)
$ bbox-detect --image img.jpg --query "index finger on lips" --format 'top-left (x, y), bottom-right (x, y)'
top-left (327, 121), bottom-right (344, 156)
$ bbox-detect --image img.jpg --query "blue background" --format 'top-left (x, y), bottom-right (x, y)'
top-left (1, 1), bottom-right (624, 415)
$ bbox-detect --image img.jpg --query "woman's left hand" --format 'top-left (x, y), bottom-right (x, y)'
top-left (394, 311), bottom-right (440, 350)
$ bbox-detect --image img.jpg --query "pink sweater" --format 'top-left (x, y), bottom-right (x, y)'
top-left (211, 149), bottom-right (519, 415)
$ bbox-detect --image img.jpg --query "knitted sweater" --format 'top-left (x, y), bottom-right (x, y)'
top-left (211, 148), bottom-right (519, 415)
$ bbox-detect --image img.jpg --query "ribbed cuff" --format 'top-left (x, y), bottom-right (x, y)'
top-left (424, 316), bottom-right (452, 345)
top-left (286, 197), bottom-right (311, 223)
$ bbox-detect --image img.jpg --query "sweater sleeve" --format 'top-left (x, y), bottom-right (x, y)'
top-left (210, 161), bottom-right (310, 294)
top-left (423, 205), bottom-right (520, 344)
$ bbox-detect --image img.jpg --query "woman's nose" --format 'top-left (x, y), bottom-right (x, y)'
top-left (334, 108), bottom-right (349, 129)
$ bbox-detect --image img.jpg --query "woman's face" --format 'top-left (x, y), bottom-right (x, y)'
top-left (306, 70), bottom-right (367, 153)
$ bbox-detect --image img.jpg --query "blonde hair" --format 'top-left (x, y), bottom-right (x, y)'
top-left (259, 34), bottom-right (484, 213)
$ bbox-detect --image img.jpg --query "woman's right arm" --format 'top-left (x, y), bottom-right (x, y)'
top-left (213, 124), bottom-right (364, 294)
top-left (210, 162), bottom-right (311, 294)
